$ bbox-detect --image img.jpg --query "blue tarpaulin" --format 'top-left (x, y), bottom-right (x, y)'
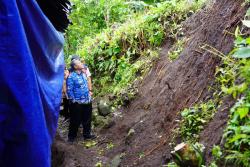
top-left (0, 1), bottom-right (64, 166)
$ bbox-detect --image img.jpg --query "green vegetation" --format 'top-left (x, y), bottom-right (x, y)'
top-left (207, 145), bottom-right (223, 167)
top-left (168, 142), bottom-right (205, 167)
top-left (65, 0), bottom-right (142, 55)
top-left (72, 0), bottom-right (205, 107)
top-left (211, 145), bottom-right (222, 161)
top-left (166, 162), bottom-right (178, 167)
top-left (106, 142), bottom-right (115, 150)
top-left (170, 7), bottom-right (250, 167)
top-left (179, 100), bottom-right (217, 142)
top-left (95, 161), bottom-right (103, 167)
top-left (83, 140), bottom-right (97, 148)
top-left (222, 35), bottom-right (250, 166)
top-left (65, 0), bottom-right (169, 56)
top-left (168, 38), bottom-right (187, 60)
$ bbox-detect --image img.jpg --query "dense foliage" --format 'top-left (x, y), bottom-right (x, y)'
top-left (65, 0), bottom-right (165, 56)
top-left (65, 0), bottom-right (130, 55)
top-left (72, 0), bottom-right (205, 106)
top-left (179, 100), bottom-right (217, 142)
top-left (222, 37), bottom-right (250, 167)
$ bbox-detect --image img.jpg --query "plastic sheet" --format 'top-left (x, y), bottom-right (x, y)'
top-left (0, 1), bottom-right (64, 166)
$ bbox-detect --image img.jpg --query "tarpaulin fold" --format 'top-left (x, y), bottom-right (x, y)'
top-left (0, 0), bottom-right (64, 166)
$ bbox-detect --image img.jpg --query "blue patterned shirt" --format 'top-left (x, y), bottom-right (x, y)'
top-left (67, 71), bottom-right (91, 104)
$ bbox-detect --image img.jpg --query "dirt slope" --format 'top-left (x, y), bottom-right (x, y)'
top-left (53, 0), bottom-right (247, 166)
top-left (99, 1), bottom-right (246, 166)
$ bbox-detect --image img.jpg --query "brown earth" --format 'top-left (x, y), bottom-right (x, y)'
top-left (52, 0), bottom-right (248, 166)
top-left (199, 96), bottom-right (235, 166)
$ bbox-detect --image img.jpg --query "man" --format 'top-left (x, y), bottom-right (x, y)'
top-left (60, 67), bottom-right (70, 121)
top-left (67, 59), bottom-right (95, 142)
top-left (70, 54), bottom-right (93, 95)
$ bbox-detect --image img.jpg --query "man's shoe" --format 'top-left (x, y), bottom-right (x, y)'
top-left (83, 134), bottom-right (96, 140)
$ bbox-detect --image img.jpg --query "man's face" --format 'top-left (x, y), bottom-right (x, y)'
top-left (74, 60), bottom-right (83, 70)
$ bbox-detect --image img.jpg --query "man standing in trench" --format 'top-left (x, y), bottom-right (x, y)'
top-left (67, 59), bottom-right (95, 142)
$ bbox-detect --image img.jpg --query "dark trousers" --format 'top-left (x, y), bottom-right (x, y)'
top-left (61, 98), bottom-right (70, 120)
top-left (68, 102), bottom-right (92, 139)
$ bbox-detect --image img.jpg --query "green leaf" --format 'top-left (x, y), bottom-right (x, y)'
top-left (108, 48), bottom-right (113, 56)
top-left (238, 83), bottom-right (248, 93)
top-left (236, 107), bottom-right (249, 119)
top-left (113, 47), bottom-right (121, 54)
top-left (84, 140), bottom-right (97, 148)
top-left (246, 37), bottom-right (250, 45)
top-left (229, 134), bottom-right (248, 143)
top-left (240, 125), bottom-right (250, 133)
top-left (233, 47), bottom-right (250, 58)
top-left (111, 55), bottom-right (117, 61)
top-left (212, 145), bottom-right (222, 159)
top-left (235, 36), bottom-right (245, 45)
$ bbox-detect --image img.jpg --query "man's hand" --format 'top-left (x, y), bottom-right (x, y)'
top-left (89, 91), bottom-right (93, 97)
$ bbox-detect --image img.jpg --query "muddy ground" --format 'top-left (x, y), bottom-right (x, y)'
top-left (52, 0), bottom-right (247, 166)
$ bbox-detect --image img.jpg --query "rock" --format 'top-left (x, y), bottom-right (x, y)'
top-left (120, 93), bottom-right (130, 106)
top-left (110, 155), bottom-right (121, 167)
top-left (125, 128), bottom-right (135, 145)
top-left (92, 109), bottom-right (98, 121)
top-left (127, 128), bottom-right (135, 137)
top-left (93, 114), bottom-right (115, 130)
top-left (93, 115), bottom-right (106, 127)
top-left (170, 142), bottom-right (205, 167)
top-left (97, 99), bottom-right (112, 117)
top-left (103, 120), bottom-right (115, 129)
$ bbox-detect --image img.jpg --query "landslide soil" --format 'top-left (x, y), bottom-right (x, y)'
top-left (52, 0), bottom-right (247, 166)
